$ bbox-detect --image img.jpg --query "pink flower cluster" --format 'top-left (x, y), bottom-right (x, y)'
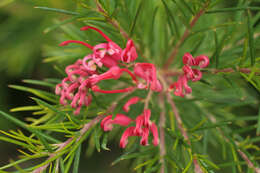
top-left (169, 53), bottom-right (209, 97)
top-left (55, 26), bottom-right (162, 115)
top-left (101, 97), bottom-right (159, 148)
top-left (55, 26), bottom-right (209, 149)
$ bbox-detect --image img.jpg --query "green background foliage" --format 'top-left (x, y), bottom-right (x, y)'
top-left (0, 0), bottom-right (259, 172)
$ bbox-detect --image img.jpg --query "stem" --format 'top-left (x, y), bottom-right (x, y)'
top-left (144, 89), bottom-right (152, 109)
top-left (159, 94), bottom-right (166, 173)
top-left (163, 3), bottom-right (209, 69)
top-left (157, 72), bottom-right (203, 173)
top-left (162, 67), bottom-right (257, 77)
top-left (166, 93), bottom-right (202, 173)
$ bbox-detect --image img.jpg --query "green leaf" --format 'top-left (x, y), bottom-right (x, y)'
top-left (256, 106), bottom-right (260, 135)
top-left (161, 0), bottom-right (180, 38)
top-left (9, 85), bottom-right (57, 103)
top-left (73, 144), bottom-right (81, 173)
top-left (22, 79), bottom-right (56, 88)
top-left (0, 111), bottom-right (60, 143)
top-left (34, 6), bottom-right (80, 15)
top-left (94, 127), bottom-right (101, 152)
top-left (129, 1), bottom-right (143, 37)
top-left (206, 7), bottom-right (260, 13)
top-left (31, 97), bottom-right (80, 125)
top-left (10, 106), bottom-right (42, 112)
top-left (247, 10), bottom-right (256, 66)
top-left (44, 16), bottom-right (81, 34)
top-left (101, 133), bottom-right (110, 151)
top-left (214, 30), bottom-right (219, 68)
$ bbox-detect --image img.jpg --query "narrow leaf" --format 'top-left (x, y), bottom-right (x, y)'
top-left (247, 10), bottom-right (256, 66)
top-left (73, 144), bottom-right (81, 173)
top-left (34, 6), bottom-right (80, 15)
top-left (256, 106), bottom-right (260, 135)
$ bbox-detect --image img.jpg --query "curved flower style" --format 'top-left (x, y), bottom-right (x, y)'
top-left (134, 63), bottom-right (162, 92)
top-left (123, 96), bottom-right (141, 112)
top-left (101, 114), bottom-right (132, 131)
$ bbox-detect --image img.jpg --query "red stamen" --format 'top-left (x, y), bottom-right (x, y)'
top-left (121, 68), bottom-right (138, 83)
top-left (92, 85), bottom-right (135, 94)
top-left (80, 26), bottom-right (112, 42)
top-left (59, 40), bottom-right (93, 50)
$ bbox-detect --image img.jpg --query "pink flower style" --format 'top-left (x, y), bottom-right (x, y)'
top-left (123, 96), bottom-right (141, 112)
top-left (169, 53), bottom-right (209, 97)
top-left (134, 63), bottom-right (162, 92)
top-left (100, 98), bottom-right (159, 148)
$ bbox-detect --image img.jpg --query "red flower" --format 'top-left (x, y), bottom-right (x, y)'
top-left (101, 114), bottom-right (133, 131)
top-left (55, 59), bottom-right (93, 115)
top-left (119, 109), bottom-right (159, 148)
top-left (194, 55), bottom-right (209, 68)
top-left (134, 63), bottom-right (162, 92)
top-left (182, 65), bottom-right (202, 82)
top-left (121, 40), bottom-right (138, 63)
top-left (119, 127), bottom-right (137, 148)
top-left (169, 75), bottom-right (192, 97)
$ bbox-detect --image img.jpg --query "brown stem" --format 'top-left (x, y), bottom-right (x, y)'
top-left (144, 89), bottom-right (152, 109)
top-left (162, 67), bottom-right (258, 78)
top-left (163, 3), bottom-right (209, 69)
top-left (159, 94), bottom-right (166, 173)
top-left (237, 150), bottom-right (260, 173)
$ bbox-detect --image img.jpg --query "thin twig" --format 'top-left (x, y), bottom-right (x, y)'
top-left (162, 67), bottom-right (258, 78)
top-left (157, 72), bottom-right (203, 173)
top-left (158, 94), bottom-right (166, 173)
top-left (163, 2), bottom-right (209, 69)
top-left (237, 150), bottom-right (260, 173)
top-left (144, 89), bottom-right (153, 109)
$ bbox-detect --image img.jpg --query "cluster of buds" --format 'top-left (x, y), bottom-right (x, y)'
top-left (169, 53), bottom-right (209, 97)
top-left (101, 97), bottom-right (158, 148)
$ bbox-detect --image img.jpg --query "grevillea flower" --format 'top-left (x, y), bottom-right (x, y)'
top-left (119, 109), bottom-right (159, 148)
top-left (121, 40), bottom-right (138, 63)
top-left (123, 96), bottom-right (141, 112)
top-left (81, 26), bottom-right (122, 68)
top-left (101, 114), bottom-right (132, 131)
top-left (183, 52), bottom-right (209, 68)
top-left (55, 59), bottom-right (93, 115)
top-left (119, 127), bottom-right (137, 148)
top-left (134, 63), bottom-right (162, 92)
top-left (182, 65), bottom-right (202, 82)
top-left (170, 53), bottom-right (209, 97)
top-left (193, 55), bottom-right (209, 68)
top-left (169, 75), bottom-right (192, 97)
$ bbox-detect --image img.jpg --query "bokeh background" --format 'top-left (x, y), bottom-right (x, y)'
top-left (0, 0), bottom-right (259, 172)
